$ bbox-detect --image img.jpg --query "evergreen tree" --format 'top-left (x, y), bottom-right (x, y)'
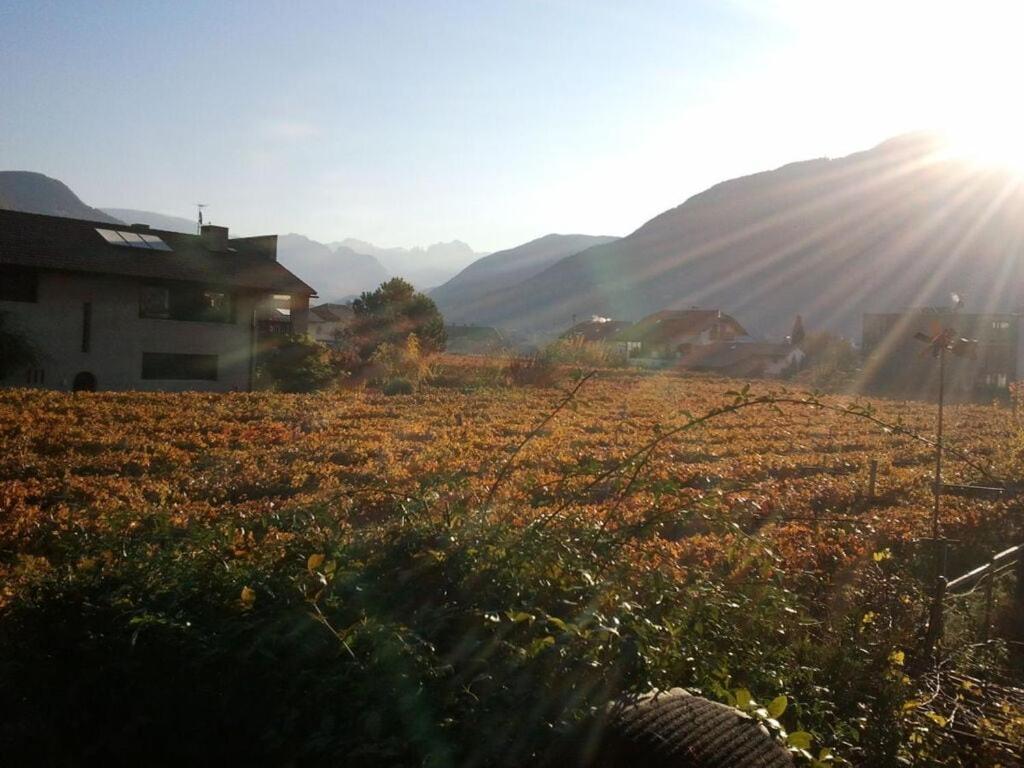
top-left (348, 278), bottom-right (446, 360)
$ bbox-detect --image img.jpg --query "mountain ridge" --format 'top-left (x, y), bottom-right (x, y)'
top-left (449, 134), bottom-right (1024, 338)
top-left (0, 171), bottom-right (122, 224)
top-left (431, 233), bottom-right (619, 324)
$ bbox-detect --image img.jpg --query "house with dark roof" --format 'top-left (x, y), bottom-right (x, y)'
top-left (308, 302), bottom-right (354, 349)
top-left (611, 309), bottom-right (748, 359)
top-left (0, 209), bottom-right (316, 392)
top-left (560, 317), bottom-right (633, 343)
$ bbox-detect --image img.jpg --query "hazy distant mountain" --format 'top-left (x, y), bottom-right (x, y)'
top-left (275, 234), bottom-right (390, 301)
top-left (431, 233), bottom-right (619, 324)
top-left (0, 171), bottom-right (122, 224)
top-left (331, 238), bottom-right (486, 289)
top-left (457, 134), bottom-right (1024, 338)
top-left (101, 208), bottom-right (196, 233)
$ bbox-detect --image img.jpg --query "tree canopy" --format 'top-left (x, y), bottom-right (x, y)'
top-left (349, 278), bottom-right (446, 360)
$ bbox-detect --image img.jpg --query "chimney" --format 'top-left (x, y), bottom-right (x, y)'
top-left (228, 234), bottom-right (278, 260)
top-left (200, 224), bottom-right (230, 251)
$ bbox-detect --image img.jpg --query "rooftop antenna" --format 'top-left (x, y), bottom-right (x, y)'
top-left (196, 204), bottom-right (208, 235)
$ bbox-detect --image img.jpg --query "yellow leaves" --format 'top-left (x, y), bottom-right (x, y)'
top-left (240, 585), bottom-right (256, 608)
top-left (787, 730), bottom-right (812, 749)
top-left (888, 649), bottom-right (905, 666)
top-left (307, 553), bottom-right (325, 572)
top-left (925, 712), bottom-right (948, 728)
top-left (734, 687), bottom-right (752, 710)
top-left (872, 548), bottom-right (892, 562)
top-left (767, 695), bottom-right (788, 719)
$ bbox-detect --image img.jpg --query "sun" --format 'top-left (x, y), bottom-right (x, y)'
top-left (940, 116), bottom-right (1024, 176)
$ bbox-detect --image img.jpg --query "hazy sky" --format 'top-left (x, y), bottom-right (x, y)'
top-left (2, 1), bottom-right (1021, 252)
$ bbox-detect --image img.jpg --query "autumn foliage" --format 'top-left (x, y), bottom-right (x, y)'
top-left (0, 368), bottom-right (1021, 765)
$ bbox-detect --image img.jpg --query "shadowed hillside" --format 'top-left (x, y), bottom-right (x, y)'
top-left (0, 171), bottom-right (122, 224)
top-left (457, 134), bottom-right (1024, 338)
top-left (431, 233), bottom-right (618, 324)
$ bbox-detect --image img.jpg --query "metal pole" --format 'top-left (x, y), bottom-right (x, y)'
top-left (932, 348), bottom-right (945, 547)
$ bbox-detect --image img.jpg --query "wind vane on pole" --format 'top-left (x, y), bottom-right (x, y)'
top-left (196, 204), bottom-right (208, 235)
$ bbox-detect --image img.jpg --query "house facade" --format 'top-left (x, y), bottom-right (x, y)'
top-left (0, 209), bottom-right (315, 392)
top-left (862, 310), bottom-right (1018, 400)
top-left (678, 341), bottom-right (804, 378)
top-left (611, 309), bottom-right (748, 359)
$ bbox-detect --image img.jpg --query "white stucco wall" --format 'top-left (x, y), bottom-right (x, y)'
top-left (1, 271), bottom-right (263, 392)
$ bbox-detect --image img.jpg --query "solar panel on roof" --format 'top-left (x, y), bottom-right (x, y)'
top-left (96, 228), bottom-right (128, 245)
top-left (139, 234), bottom-right (172, 251)
top-left (118, 232), bottom-right (148, 248)
top-left (95, 228), bottom-right (172, 252)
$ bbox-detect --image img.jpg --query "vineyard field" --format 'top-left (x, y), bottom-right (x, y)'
top-left (1, 369), bottom-right (1021, 765)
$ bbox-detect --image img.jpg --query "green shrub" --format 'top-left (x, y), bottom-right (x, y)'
top-left (382, 377), bottom-right (415, 395)
top-left (257, 334), bottom-right (347, 392)
top-left (372, 333), bottom-right (434, 392)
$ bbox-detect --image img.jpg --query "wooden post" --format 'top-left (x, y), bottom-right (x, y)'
top-left (1015, 552), bottom-right (1024, 643)
top-left (932, 348), bottom-right (946, 582)
top-left (868, 459), bottom-right (877, 501)
top-left (921, 576), bottom-right (948, 664)
top-left (982, 556), bottom-right (996, 643)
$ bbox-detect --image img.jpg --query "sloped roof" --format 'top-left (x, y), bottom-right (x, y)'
top-left (310, 303), bottom-right (354, 322)
top-left (613, 310), bottom-right (747, 343)
top-left (0, 209), bottom-right (315, 295)
top-left (561, 319), bottom-right (633, 342)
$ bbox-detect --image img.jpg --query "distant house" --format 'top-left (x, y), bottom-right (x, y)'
top-left (308, 302), bottom-right (354, 348)
top-left (678, 341), bottom-right (804, 378)
top-left (612, 309), bottom-right (748, 359)
top-left (0, 209), bottom-right (315, 392)
top-left (560, 316), bottom-right (633, 343)
top-left (862, 310), bottom-right (1019, 400)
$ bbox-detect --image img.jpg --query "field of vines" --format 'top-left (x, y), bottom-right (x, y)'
top-left (2, 363), bottom-right (1023, 766)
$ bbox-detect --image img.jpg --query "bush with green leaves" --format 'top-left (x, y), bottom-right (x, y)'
top-left (257, 334), bottom-right (348, 392)
top-left (372, 333), bottom-right (434, 393)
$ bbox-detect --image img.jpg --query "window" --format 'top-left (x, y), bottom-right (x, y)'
top-left (139, 283), bottom-right (234, 323)
top-left (0, 266), bottom-right (38, 302)
top-left (203, 290), bottom-right (230, 319)
top-left (141, 353), bottom-right (218, 381)
top-left (81, 302), bottom-right (91, 353)
top-left (140, 285), bottom-right (171, 318)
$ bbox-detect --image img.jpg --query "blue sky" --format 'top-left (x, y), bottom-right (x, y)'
top-left (2, 1), bottom-right (1020, 252)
